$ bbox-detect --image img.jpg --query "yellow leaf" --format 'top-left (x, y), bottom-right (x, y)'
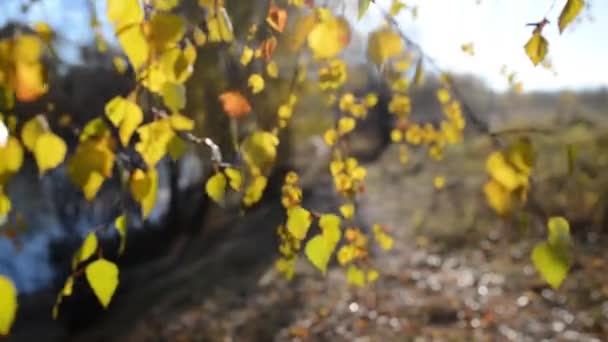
top-left (483, 179), bottom-right (512, 216)
top-left (67, 137), bottom-right (115, 200)
top-left (337, 245), bottom-right (357, 265)
top-left (507, 138), bottom-right (535, 175)
top-left (373, 224), bottom-right (394, 251)
top-left (145, 14), bottom-right (185, 52)
top-left (266, 60), bottom-right (279, 78)
top-left (248, 74), bottom-right (265, 94)
top-left (134, 168), bottom-right (158, 218)
top-left (113, 57), bottom-right (128, 74)
top-left (305, 235), bottom-right (333, 274)
top-left (367, 269), bottom-right (379, 283)
top-left (339, 203), bottom-right (355, 219)
top-left (240, 46), bottom-right (254, 66)
top-left (0, 191), bottom-right (10, 217)
top-left (338, 117), bottom-right (356, 135)
top-left (524, 32), bottom-right (548, 66)
top-left (286, 206), bottom-right (312, 240)
top-left (135, 119), bottom-right (175, 167)
top-left (161, 82), bottom-right (186, 112)
top-left (367, 28), bottom-right (403, 66)
top-left (558, 0), bottom-right (585, 33)
top-left (107, 0), bottom-right (143, 30)
top-left (21, 115), bottom-right (47, 151)
top-left (485, 151), bottom-right (525, 191)
top-left (85, 258), bottom-right (119, 309)
top-left (0, 275), bottom-right (17, 335)
top-left (105, 96), bottom-right (143, 146)
top-left (72, 232), bottom-right (98, 270)
top-left (206, 172), bottom-right (227, 204)
top-left (319, 214), bottom-right (341, 245)
top-left (169, 113), bottom-right (194, 131)
top-left (0, 137), bottom-right (24, 184)
top-left (152, 0), bottom-right (178, 11)
top-left (224, 167), bottom-right (242, 191)
top-left (167, 135), bottom-right (186, 160)
top-left (117, 25), bottom-right (150, 71)
top-left (347, 265), bottom-right (366, 287)
top-left (433, 176), bottom-right (445, 190)
top-left (115, 215), bottom-right (127, 255)
top-left (243, 175), bottom-right (267, 207)
top-left (241, 131), bottom-right (279, 172)
top-left (290, 13), bottom-right (318, 51)
top-left (205, 8), bottom-right (234, 43)
top-left (34, 132), bottom-right (66, 175)
top-left (307, 16), bottom-right (351, 60)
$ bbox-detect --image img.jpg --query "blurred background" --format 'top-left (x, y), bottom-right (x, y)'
top-left (1, 0), bottom-right (607, 341)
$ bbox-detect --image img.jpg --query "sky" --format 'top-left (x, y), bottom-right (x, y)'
top-left (357, 0), bottom-right (608, 92)
top-left (0, 0), bottom-right (606, 90)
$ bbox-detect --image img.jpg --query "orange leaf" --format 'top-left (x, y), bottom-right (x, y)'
top-left (261, 36), bottom-right (278, 61)
top-left (219, 91), bottom-right (252, 119)
top-left (266, 6), bottom-right (287, 33)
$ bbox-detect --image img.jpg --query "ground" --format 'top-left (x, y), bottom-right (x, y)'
top-left (73, 126), bottom-right (608, 342)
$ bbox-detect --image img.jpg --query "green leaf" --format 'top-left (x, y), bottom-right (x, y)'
top-left (358, 0), bottom-right (372, 19)
top-left (85, 259), bottom-right (119, 309)
top-left (305, 235), bottom-right (332, 274)
top-left (547, 216), bottom-right (571, 248)
top-left (286, 206), bottom-right (312, 240)
top-left (34, 132), bottom-right (67, 175)
top-left (0, 275), bottom-right (17, 335)
top-left (558, 0), bottom-right (585, 34)
top-left (206, 172), bottom-right (227, 204)
top-left (524, 32), bottom-right (549, 66)
top-left (72, 232), bottom-right (98, 270)
top-left (531, 242), bottom-right (569, 290)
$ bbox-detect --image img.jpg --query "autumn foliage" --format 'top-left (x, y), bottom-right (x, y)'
top-left (0, 0), bottom-right (590, 336)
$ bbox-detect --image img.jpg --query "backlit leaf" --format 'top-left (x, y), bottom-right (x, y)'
top-left (34, 132), bottom-right (67, 175)
top-left (531, 242), bottom-right (569, 290)
top-left (319, 214), bottom-right (341, 245)
top-left (286, 206), bottom-right (312, 240)
top-left (0, 137), bottom-right (24, 184)
top-left (206, 172), bottom-right (227, 204)
top-left (130, 168), bottom-right (158, 218)
top-left (248, 74), bottom-right (265, 94)
top-left (368, 28), bottom-right (403, 66)
top-left (547, 216), bottom-right (571, 248)
top-left (347, 265), bottom-right (365, 287)
top-left (224, 167), bottom-right (242, 191)
top-left (524, 32), bottom-right (548, 66)
top-left (0, 275), bottom-right (17, 335)
top-left (358, 0), bottom-right (372, 19)
top-left (115, 215), bottom-right (127, 255)
top-left (305, 235), bottom-right (333, 274)
top-left (72, 232), bottom-right (98, 270)
top-left (85, 258), bottom-right (119, 309)
top-left (21, 115), bottom-right (47, 151)
top-left (307, 16), bottom-right (351, 59)
top-left (558, 0), bottom-right (585, 34)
